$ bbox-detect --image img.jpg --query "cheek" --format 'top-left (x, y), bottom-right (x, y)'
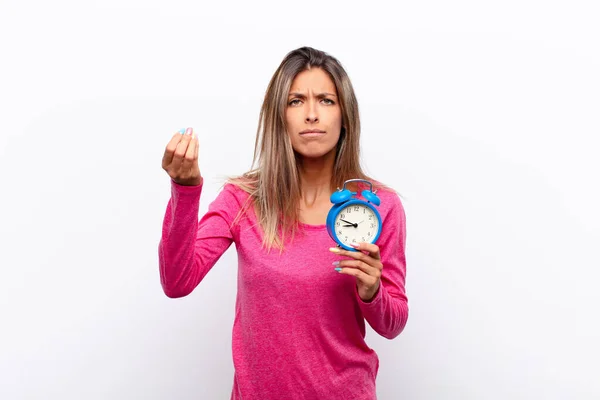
top-left (331, 110), bottom-right (342, 129)
top-left (286, 105), bottom-right (301, 120)
top-left (285, 110), bottom-right (298, 136)
top-left (330, 132), bottom-right (341, 147)
top-left (331, 113), bottom-right (343, 138)
top-left (285, 110), bottom-right (293, 127)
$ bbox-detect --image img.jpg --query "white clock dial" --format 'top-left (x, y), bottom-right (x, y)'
top-left (333, 203), bottom-right (379, 246)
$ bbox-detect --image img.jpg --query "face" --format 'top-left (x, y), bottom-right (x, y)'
top-left (285, 68), bottom-right (343, 159)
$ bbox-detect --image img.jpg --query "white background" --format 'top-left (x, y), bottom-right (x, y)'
top-left (1, 1), bottom-right (599, 399)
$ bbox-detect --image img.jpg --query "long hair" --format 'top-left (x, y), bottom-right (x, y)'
top-left (227, 46), bottom-right (381, 252)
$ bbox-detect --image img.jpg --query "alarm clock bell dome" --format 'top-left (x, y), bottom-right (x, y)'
top-left (330, 190), bottom-right (354, 204)
top-left (361, 190), bottom-right (381, 206)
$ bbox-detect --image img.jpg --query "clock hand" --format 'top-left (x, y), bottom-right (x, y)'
top-left (340, 219), bottom-right (358, 227)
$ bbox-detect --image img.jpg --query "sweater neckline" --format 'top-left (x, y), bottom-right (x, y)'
top-left (297, 221), bottom-right (328, 231)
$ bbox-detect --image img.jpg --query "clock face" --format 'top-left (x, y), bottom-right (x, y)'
top-left (333, 203), bottom-right (380, 246)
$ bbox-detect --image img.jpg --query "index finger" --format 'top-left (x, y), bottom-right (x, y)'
top-left (350, 242), bottom-right (381, 259)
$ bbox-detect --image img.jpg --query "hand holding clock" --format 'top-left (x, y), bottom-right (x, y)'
top-left (326, 179), bottom-right (383, 301)
top-left (330, 243), bottom-right (382, 302)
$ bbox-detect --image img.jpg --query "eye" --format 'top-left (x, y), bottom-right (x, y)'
top-left (289, 99), bottom-right (302, 106)
top-left (322, 99), bottom-right (335, 105)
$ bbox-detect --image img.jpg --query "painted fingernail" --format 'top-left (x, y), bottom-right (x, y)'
top-left (350, 243), bottom-right (360, 248)
top-left (335, 267), bottom-right (342, 272)
top-left (332, 261), bottom-right (340, 266)
top-left (179, 128), bottom-right (186, 134)
top-left (185, 127), bottom-right (193, 136)
top-left (329, 247), bottom-right (341, 253)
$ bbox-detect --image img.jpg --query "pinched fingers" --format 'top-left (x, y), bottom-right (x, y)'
top-left (172, 128), bottom-right (194, 169)
top-left (162, 127), bottom-right (202, 186)
top-left (162, 131), bottom-right (185, 169)
top-left (181, 131), bottom-right (198, 173)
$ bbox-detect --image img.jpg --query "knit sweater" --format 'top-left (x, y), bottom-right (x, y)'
top-left (158, 179), bottom-right (409, 400)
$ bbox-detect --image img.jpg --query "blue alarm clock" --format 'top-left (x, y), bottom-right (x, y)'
top-left (326, 179), bottom-right (382, 251)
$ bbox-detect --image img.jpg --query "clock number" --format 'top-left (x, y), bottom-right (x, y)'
top-left (370, 223), bottom-right (376, 228)
top-left (354, 206), bottom-right (359, 212)
top-left (340, 213), bottom-right (345, 219)
top-left (337, 230), bottom-right (342, 235)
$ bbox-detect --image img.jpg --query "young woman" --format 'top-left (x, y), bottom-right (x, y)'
top-left (159, 46), bottom-right (408, 400)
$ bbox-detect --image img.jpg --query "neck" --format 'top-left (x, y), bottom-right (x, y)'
top-left (297, 150), bottom-right (335, 206)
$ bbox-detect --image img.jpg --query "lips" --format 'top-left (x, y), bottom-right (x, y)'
top-left (300, 130), bottom-right (326, 135)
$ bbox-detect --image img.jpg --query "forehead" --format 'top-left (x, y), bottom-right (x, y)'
top-left (289, 68), bottom-right (337, 93)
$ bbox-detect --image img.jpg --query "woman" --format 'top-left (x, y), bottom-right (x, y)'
top-left (159, 46), bottom-right (408, 400)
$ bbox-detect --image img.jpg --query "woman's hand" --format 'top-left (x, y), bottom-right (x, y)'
top-left (331, 243), bottom-right (383, 302)
top-left (162, 127), bottom-right (202, 186)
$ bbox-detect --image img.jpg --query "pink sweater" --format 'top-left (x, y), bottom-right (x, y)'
top-left (158, 179), bottom-right (409, 400)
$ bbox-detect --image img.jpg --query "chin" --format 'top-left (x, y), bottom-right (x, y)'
top-left (294, 145), bottom-right (337, 160)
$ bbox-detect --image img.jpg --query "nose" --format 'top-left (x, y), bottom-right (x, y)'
top-left (305, 100), bottom-right (319, 123)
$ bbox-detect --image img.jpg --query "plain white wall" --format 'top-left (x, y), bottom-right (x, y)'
top-left (1, 1), bottom-right (599, 399)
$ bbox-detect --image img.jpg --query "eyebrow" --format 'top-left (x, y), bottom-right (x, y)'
top-left (288, 92), bottom-right (337, 98)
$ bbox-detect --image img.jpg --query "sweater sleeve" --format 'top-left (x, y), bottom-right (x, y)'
top-left (158, 178), bottom-right (238, 298)
top-left (355, 192), bottom-right (409, 339)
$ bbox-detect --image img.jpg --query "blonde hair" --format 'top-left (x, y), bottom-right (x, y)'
top-left (227, 46), bottom-right (384, 252)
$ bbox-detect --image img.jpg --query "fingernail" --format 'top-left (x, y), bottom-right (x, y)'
top-left (350, 243), bottom-right (360, 248)
top-left (179, 128), bottom-right (186, 134)
top-left (329, 247), bottom-right (341, 253)
top-left (185, 127), bottom-right (193, 136)
top-left (334, 267), bottom-right (342, 272)
top-left (332, 261), bottom-right (340, 266)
